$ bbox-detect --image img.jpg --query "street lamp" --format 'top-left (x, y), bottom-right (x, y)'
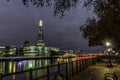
top-left (104, 41), bottom-right (111, 55)
top-left (105, 41), bottom-right (113, 68)
top-left (106, 42), bottom-right (111, 47)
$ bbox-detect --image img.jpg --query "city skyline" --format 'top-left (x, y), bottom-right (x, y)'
top-left (0, 0), bottom-right (103, 52)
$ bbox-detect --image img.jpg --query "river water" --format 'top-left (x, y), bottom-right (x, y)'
top-left (0, 59), bottom-right (56, 74)
top-left (0, 57), bottom-right (76, 80)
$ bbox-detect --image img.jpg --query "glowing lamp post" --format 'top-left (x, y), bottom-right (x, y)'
top-left (39, 20), bottom-right (43, 27)
top-left (105, 41), bottom-right (112, 67)
top-left (106, 42), bottom-right (111, 47)
top-left (105, 41), bottom-right (112, 56)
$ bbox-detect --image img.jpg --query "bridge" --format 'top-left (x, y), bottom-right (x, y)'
top-left (0, 54), bottom-right (119, 80)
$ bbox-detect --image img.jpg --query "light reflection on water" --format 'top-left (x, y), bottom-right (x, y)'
top-left (0, 59), bottom-right (55, 74)
top-left (0, 58), bottom-right (77, 80)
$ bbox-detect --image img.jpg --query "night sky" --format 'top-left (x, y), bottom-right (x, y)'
top-left (0, 0), bottom-right (103, 52)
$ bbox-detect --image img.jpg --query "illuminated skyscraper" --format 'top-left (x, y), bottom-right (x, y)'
top-left (37, 20), bottom-right (45, 46)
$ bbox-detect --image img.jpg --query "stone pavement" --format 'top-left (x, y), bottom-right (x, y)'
top-left (71, 62), bottom-right (120, 80)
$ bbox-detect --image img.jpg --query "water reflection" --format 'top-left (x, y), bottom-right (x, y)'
top-left (0, 58), bottom-right (76, 80)
top-left (0, 59), bottom-right (51, 74)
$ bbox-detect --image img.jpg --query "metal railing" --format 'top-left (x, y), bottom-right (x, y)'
top-left (0, 57), bottom-right (97, 80)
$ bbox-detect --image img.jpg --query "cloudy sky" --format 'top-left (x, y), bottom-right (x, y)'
top-left (0, 0), bottom-right (103, 52)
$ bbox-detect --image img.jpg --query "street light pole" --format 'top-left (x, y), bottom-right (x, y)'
top-left (105, 41), bottom-right (113, 68)
top-left (106, 42), bottom-right (111, 47)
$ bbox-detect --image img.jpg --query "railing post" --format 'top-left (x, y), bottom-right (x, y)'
top-left (47, 66), bottom-right (50, 80)
top-left (82, 59), bottom-right (85, 69)
top-left (84, 59), bottom-right (86, 68)
top-left (89, 58), bottom-right (91, 66)
top-left (65, 62), bottom-right (68, 80)
top-left (0, 73), bottom-right (2, 80)
top-left (85, 59), bottom-right (87, 68)
top-left (71, 61), bottom-right (74, 77)
top-left (29, 68), bottom-right (33, 80)
top-left (81, 59), bottom-right (83, 69)
top-left (58, 62), bottom-right (60, 74)
top-left (86, 59), bottom-right (88, 67)
top-left (79, 60), bottom-right (81, 71)
top-left (87, 59), bottom-right (89, 66)
top-left (76, 59), bottom-right (78, 74)
top-left (88, 59), bottom-right (90, 66)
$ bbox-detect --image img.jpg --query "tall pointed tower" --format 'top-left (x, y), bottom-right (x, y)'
top-left (37, 20), bottom-right (45, 46)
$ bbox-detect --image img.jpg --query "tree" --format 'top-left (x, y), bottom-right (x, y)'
top-left (7, 0), bottom-right (79, 18)
top-left (80, 0), bottom-right (120, 51)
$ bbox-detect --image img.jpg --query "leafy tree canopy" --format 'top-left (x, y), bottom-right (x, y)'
top-left (80, 0), bottom-right (120, 51)
top-left (7, 0), bottom-right (79, 18)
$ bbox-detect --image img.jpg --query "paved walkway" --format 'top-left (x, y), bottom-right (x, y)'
top-left (73, 62), bottom-right (120, 80)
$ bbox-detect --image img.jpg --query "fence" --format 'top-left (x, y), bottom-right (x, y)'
top-left (0, 56), bottom-right (97, 80)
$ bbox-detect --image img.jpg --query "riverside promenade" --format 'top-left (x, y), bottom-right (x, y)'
top-left (71, 62), bottom-right (120, 80)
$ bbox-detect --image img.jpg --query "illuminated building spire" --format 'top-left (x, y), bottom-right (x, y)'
top-left (37, 20), bottom-right (45, 46)
top-left (39, 20), bottom-right (43, 27)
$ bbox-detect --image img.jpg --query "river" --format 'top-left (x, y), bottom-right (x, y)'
top-left (0, 59), bottom-right (57, 74)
